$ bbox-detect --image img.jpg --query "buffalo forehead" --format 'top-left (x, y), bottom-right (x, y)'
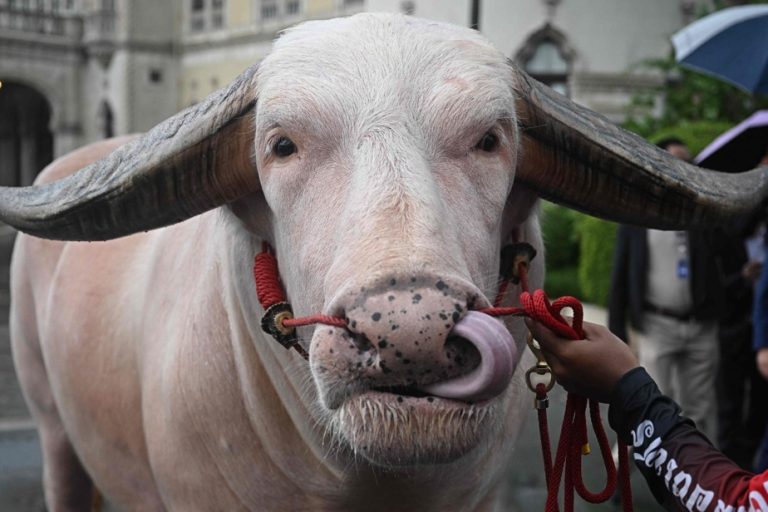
top-left (255, 13), bottom-right (515, 139)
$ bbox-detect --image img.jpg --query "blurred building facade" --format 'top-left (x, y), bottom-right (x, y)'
top-left (0, 0), bottom-right (712, 186)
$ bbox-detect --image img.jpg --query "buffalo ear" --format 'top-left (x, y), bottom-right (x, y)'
top-left (510, 63), bottom-right (768, 229)
top-left (0, 64), bottom-right (260, 241)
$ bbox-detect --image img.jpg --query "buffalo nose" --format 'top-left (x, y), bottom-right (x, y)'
top-left (340, 278), bottom-right (518, 401)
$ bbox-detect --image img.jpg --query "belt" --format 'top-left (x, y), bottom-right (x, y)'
top-left (643, 302), bottom-right (694, 321)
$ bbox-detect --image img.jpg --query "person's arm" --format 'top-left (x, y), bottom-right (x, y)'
top-left (527, 320), bottom-right (768, 512)
top-left (610, 368), bottom-right (763, 511)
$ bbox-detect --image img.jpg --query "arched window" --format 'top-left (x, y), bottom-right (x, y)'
top-left (0, 82), bottom-right (53, 186)
top-left (516, 24), bottom-right (573, 96)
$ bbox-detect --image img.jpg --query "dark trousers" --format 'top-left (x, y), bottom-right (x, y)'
top-left (758, 426), bottom-right (768, 472)
top-left (717, 322), bottom-right (768, 470)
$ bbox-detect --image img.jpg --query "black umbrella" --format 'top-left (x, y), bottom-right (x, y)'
top-left (695, 110), bottom-right (768, 172)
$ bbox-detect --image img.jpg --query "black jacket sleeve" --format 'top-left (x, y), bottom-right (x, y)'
top-left (608, 368), bottom-right (767, 511)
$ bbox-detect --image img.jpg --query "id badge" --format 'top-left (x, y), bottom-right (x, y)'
top-left (677, 259), bottom-right (689, 279)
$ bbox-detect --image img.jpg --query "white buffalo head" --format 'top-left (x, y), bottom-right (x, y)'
top-left (1, 14), bottom-right (765, 472)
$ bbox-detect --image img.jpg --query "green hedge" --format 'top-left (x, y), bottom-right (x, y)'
top-left (540, 202), bottom-right (617, 306)
top-left (576, 215), bottom-right (617, 306)
top-left (540, 201), bottom-right (580, 268)
top-left (544, 265), bottom-right (581, 302)
top-left (541, 202), bottom-right (582, 298)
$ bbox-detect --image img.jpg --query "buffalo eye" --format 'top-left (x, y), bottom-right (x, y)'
top-left (274, 137), bottom-right (296, 157)
top-left (476, 131), bottom-right (499, 152)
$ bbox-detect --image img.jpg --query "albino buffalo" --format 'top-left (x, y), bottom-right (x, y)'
top-left (2, 13), bottom-right (765, 512)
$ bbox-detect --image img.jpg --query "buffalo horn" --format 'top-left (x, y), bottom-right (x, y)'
top-left (511, 64), bottom-right (768, 229)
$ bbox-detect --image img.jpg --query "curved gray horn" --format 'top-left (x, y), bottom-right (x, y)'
top-left (0, 64), bottom-right (260, 241)
top-left (511, 63), bottom-right (768, 229)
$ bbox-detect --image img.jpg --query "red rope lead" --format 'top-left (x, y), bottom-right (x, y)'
top-left (480, 305), bottom-right (526, 317)
top-left (506, 266), bottom-right (631, 512)
top-left (284, 315), bottom-right (347, 328)
top-left (573, 400), bottom-right (617, 503)
top-left (619, 437), bottom-right (634, 509)
top-left (536, 383), bottom-right (554, 484)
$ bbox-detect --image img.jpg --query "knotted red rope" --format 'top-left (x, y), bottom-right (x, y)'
top-left (252, 243), bottom-right (633, 511)
top-left (253, 242), bottom-right (286, 308)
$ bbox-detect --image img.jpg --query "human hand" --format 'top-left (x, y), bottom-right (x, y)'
top-left (525, 319), bottom-right (639, 403)
top-left (758, 348), bottom-right (768, 380)
top-left (741, 261), bottom-right (763, 284)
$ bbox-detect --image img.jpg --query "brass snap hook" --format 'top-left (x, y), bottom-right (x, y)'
top-left (525, 332), bottom-right (556, 394)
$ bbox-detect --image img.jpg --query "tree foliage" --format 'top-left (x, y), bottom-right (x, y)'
top-left (623, 55), bottom-right (768, 148)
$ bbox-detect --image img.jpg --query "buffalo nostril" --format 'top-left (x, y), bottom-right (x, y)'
top-left (444, 336), bottom-right (481, 374)
top-left (342, 316), bottom-right (374, 352)
top-left (350, 331), bottom-right (373, 352)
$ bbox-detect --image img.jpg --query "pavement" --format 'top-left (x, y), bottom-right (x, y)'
top-left (0, 235), bottom-right (658, 511)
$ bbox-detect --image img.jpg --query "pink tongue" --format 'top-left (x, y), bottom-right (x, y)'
top-left (419, 311), bottom-right (517, 402)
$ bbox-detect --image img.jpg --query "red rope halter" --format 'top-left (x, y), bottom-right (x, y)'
top-left (252, 242), bottom-right (633, 511)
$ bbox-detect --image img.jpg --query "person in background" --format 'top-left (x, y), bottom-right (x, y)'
top-left (755, 255), bottom-right (768, 472)
top-left (608, 137), bottom-right (723, 442)
top-left (527, 318), bottom-right (768, 512)
top-left (752, 148), bottom-right (768, 472)
top-left (714, 214), bottom-right (767, 469)
top-left (754, 256), bottom-right (768, 472)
